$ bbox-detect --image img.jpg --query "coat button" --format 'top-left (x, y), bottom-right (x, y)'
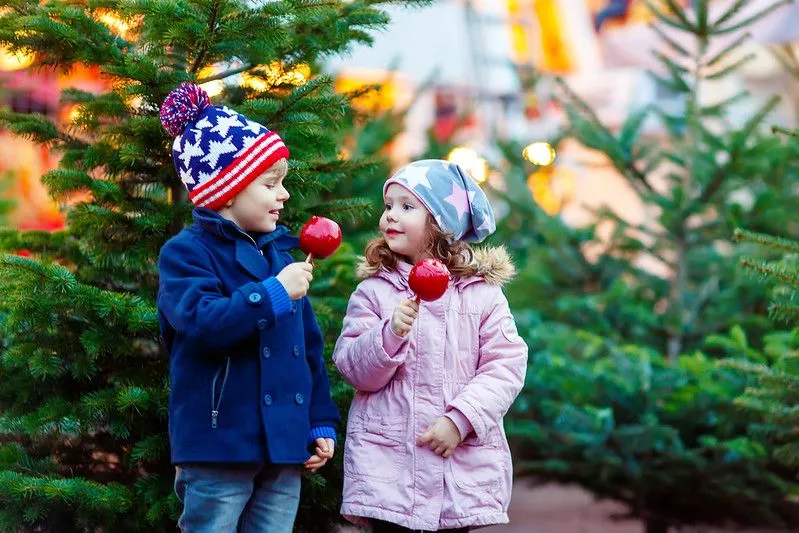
top-left (248, 293), bottom-right (262, 303)
top-left (291, 304), bottom-right (297, 315)
top-left (264, 394), bottom-right (272, 406)
top-left (292, 345), bottom-right (300, 357)
top-left (262, 347), bottom-right (271, 359)
top-left (295, 393), bottom-right (304, 405)
top-left (257, 319), bottom-right (267, 330)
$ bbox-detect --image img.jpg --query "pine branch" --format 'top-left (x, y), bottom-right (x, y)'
top-left (704, 32), bottom-right (751, 69)
top-left (739, 258), bottom-right (799, 287)
top-left (647, 0), bottom-right (697, 32)
top-left (189, 0), bottom-right (221, 74)
top-left (734, 229), bottom-right (799, 254)
top-left (555, 77), bottom-right (655, 193)
top-left (711, 0), bottom-right (792, 35)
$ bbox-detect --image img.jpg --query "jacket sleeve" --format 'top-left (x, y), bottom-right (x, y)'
top-left (446, 285), bottom-right (527, 442)
top-left (303, 296), bottom-right (341, 430)
top-left (157, 236), bottom-right (291, 351)
top-left (332, 282), bottom-right (408, 392)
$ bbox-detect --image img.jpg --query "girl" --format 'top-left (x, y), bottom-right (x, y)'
top-left (333, 160), bottom-right (528, 532)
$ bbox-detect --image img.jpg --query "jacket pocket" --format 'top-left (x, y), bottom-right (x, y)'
top-left (210, 357), bottom-right (231, 429)
top-left (344, 415), bottom-right (407, 482)
top-left (448, 432), bottom-right (506, 491)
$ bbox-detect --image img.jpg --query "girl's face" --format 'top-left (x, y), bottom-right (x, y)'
top-left (380, 183), bottom-right (430, 263)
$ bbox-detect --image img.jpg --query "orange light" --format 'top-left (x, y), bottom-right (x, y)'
top-left (527, 165), bottom-right (574, 215)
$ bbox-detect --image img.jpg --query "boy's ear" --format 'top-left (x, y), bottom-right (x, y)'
top-left (224, 199), bottom-right (235, 208)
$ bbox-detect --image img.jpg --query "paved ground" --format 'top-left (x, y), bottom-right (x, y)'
top-left (338, 481), bottom-right (778, 533)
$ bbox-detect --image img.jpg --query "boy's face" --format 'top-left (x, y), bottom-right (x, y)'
top-left (220, 158), bottom-right (289, 233)
top-left (380, 183), bottom-right (430, 264)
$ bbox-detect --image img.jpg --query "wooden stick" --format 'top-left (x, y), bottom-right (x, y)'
top-left (305, 253), bottom-right (313, 263)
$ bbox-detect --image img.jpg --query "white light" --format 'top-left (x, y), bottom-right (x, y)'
top-left (523, 141), bottom-right (556, 166)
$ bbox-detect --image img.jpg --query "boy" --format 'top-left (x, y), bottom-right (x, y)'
top-left (157, 83), bottom-right (340, 532)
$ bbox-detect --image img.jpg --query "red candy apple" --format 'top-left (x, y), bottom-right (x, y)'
top-left (299, 216), bottom-right (342, 262)
top-left (409, 258), bottom-right (450, 302)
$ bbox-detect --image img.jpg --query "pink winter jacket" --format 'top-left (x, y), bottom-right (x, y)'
top-left (332, 247), bottom-right (528, 531)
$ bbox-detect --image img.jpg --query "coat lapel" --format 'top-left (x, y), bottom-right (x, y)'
top-left (236, 239), bottom-right (269, 280)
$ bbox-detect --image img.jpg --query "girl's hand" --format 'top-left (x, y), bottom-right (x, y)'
top-left (417, 416), bottom-right (461, 458)
top-left (390, 298), bottom-right (419, 337)
top-left (304, 438), bottom-right (335, 473)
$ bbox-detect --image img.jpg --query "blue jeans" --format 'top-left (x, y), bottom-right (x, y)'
top-left (174, 463), bottom-right (301, 533)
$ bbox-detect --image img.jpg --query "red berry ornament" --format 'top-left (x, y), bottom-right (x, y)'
top-left (299, 216), bottom-right (342, 261)
top-left (409, 258), bottom-right (450, 302)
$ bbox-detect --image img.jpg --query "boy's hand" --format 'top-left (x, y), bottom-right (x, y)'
top-left (391, 298), bottom-right (419, 337)
top-left (304, 438), bottom-right (335, 473)
top-left (417, 416), bottom-right (461, 458)
top-left (276, 262), bottom-right (313, 300)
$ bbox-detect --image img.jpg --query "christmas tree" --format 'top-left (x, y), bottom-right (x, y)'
top-left (0, 1), bottom-right (429, 531)
top-left (728, 220), bottom-right (799, 469)
top-left (496, 0), bottom-right (799, 531)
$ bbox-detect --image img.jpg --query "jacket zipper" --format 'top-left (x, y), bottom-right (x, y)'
top-left (210, 357), bottom-right (231, 429)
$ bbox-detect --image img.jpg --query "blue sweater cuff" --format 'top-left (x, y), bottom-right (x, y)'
top-left (308, 426), bottom-right (337, 447)
top-left (262, 277), bottom-right (292, 319)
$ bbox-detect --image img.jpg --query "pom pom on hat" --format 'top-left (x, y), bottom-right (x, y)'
top-left (160, 82), bottom-right (211, 137)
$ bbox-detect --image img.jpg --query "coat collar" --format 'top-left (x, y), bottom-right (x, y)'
top-left (193, 208), bottom-right (299, 279)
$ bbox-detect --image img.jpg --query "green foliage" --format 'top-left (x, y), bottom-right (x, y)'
top-left (722, 226), bottom-right (799, 469)
top-left (507, 318), bottom-right (799, 529)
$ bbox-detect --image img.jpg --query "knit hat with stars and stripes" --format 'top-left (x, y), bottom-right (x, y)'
top-left (159, 82), bottom-right (290, 210)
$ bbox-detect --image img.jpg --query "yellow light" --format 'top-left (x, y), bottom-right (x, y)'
top-left (0, 47), bottom-right (34, 71)
top-left (198, 66), bottom-right (224, 98)
top-left (243, 62), bottom-right (311, 92)
top-left (68, 107), bottom-right (82, 123)
top-left (335, 75), bottom-right (397, 112)
top-left (447, 147), bottom-right (489, 184)
top-left (125, 95), bottom-right (143, 110)
top-left (527, 165), bottom-right (574, 215)
top-left (286, 63), bottom-right (310, 85)
top-left (241, 71), bottom-right (269, 92)
top-left (523, 141), bottom-right (556, 166)
top-left (97, 11), bottom-right (131, 37)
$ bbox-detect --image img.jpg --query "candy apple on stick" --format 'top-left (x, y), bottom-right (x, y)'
top-left (409, 258), bottom-right (450, 303)
top-left (299, 216), bottom-right (342, 263)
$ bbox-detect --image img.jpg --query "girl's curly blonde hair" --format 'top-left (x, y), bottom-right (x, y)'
top-left (360, 215), bottom-right (478, 279)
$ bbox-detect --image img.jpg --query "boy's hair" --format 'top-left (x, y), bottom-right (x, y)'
top-left (360, 216), bottom-right (478, 279)
top-left (263, 157), bottom-right (288, 180)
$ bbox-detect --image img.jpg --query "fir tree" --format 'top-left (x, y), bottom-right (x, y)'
top-left (496, 0), bottom-right (799, 531)
top-left (0, 1), bottom-right (430, 531)
top-left (727, 222), bottom-right (799, 469)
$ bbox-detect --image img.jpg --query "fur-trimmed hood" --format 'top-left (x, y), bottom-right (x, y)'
top-left (356, 245), bottom-right (516, 290)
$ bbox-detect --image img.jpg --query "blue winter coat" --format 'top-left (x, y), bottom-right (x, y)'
top-left (157, 208), bottom-right (340, 464)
